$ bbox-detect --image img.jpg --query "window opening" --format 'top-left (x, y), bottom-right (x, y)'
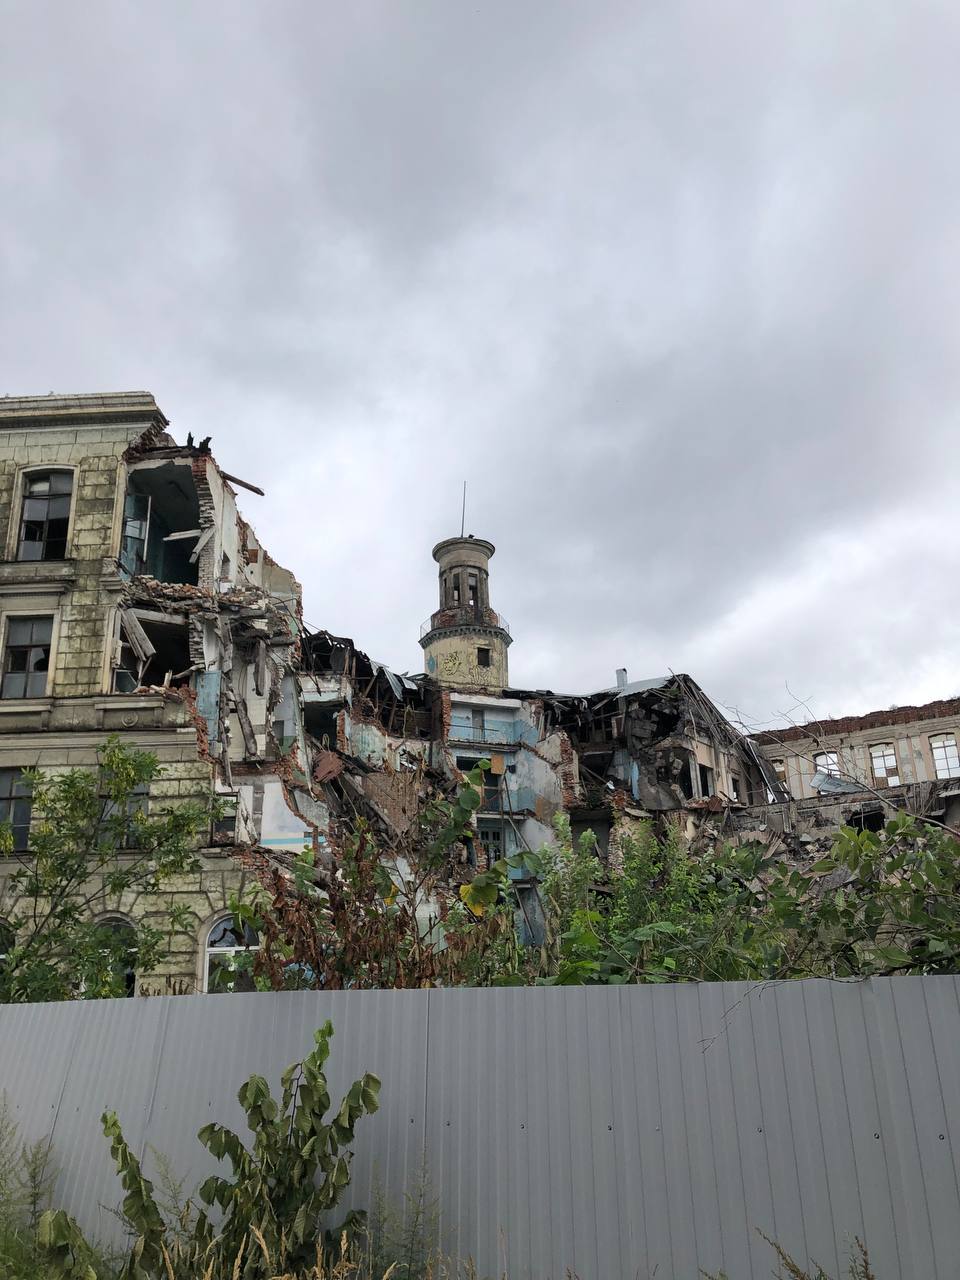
top-left (730, 775), bottom-right (743, 802)
top-left (814, 751), bottom-right (841, 778)
top-left (698, 763), bottom-right (715, 797)
top-left (136, 618), bottom-right (192, 688)
top-left (212, 793), bottom-right (239, 845)
top-left (471, 708), bottom-right (485, 739)
top-left (467, 572), bottom-right (478, 607)
top-left (120, 492), bottom-right (151, 576)
top-left (452, 572), bottom-right (461, 604)
top-left (122, 463), bottom-right (200, 585)
top-left (931, 734), bottom-right (960, 780)
top-left (869, 743), bottom-right (901, 787)
top-left (0, 920), bottom-right (12, 972)
top-left (476, 820), bottom-right (503, 868)
top-left (772, 759), bottom-right (787, 786)
top-left (2, 616), bottom-right (52, 699)
top-left (99, 783), bottom-right (148, 850)
top-left (0, 769), bottom-right (31, 852)
top-left (93, 919), bottom-right (137, 997)
top-left (205, 915), bottom-right (260, 992)
top-left (17, 471), bottom-right (72, 562)
top-left (477, 647), bottom-right (491, 669)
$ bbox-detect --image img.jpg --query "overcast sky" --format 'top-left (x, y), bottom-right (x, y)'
top-left (2, 1), bottom-right (958, 729)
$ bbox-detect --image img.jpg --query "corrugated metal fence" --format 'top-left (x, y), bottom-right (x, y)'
top-left (1, 980), bottom-right (959, 1279)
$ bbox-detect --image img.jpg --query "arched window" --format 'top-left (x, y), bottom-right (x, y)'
top-left (91, 916), bottom-right (137, 998)
top-left (18, 470), bottom-right (73, 562)
top-left (204, 915), bottom-right (259, 993)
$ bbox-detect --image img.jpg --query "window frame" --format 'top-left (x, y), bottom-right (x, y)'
top-left (0, 613), bottom-right (55, 700)
top-left (869, 742), bottom-right (901, 787)
top-left (6, 465), bottom-right (78, 563)
top-left (813, 751), bottom-right (841, 778)
top-left (202, 913), bottom-right (260, 993)
top-left (476, 646), bottom-right (491, 669)
top-left (930, 733), bottom-right (960, 781)
top-left (0, 767), bottom-right (32, 851)
top-left (92, 914), bottom-right (138, 998)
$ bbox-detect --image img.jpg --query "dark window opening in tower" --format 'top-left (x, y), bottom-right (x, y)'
top-left (452, 572), bottom-right (461, 604)
top-left (477, 647), bottom-right (491, 668)
top-left (467, 572), bottom-right (478, 607)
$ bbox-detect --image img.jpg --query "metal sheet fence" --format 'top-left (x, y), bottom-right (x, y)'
top-left (1, 979), bottom-right (959, 1279)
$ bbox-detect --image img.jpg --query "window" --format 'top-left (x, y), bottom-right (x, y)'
top-left (99, 784), bottom-right (147, 850)
top-left (471, 708), bottom-right (485, 739)
top-left (452, 572), bottom-right (461, 604)
top-left (0, 920), bottom-right (13, 972)
top-left (869, 743), bottom-right (901, 787)
top-left (2, 617), bottom-right (52, 699)
top-left (931, 734), bottom-right (960, 780)
top-left (120, 492), bottom-right (150, 577)
top-left (698, 763), bottom-right (715, 797)
top-left (92, 918), bottom-right (137, 998)
top-left (814, 751), bottom-right (841, 778)
top-left (17, 471), bottom-right (72, 562)
top-left (467, 572), bottom-right (478, 607)
top-left (477, 647), bottom-right (491, 668)
top-left (772, 760), bottom-right (787, 786)
top-left (211, 794), bottom-right (239, 845)
top-left (204, 915), bottom-right (259, 993)
top-left (0, 769), bottom-right (31, 851)
top-left (730, 775), bottom-right (743, 802)
top-left (476, 820), bottom-right (503, 867)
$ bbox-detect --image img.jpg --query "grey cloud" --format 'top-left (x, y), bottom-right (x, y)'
top-left (2, 0), bottom-right (959, 724)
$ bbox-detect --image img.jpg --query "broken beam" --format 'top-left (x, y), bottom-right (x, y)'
top-left (221, 472), bottom-right (265, 497)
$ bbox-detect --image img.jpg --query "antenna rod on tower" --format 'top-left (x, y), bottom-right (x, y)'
top-left (460, 480), bottom-right (467, 537)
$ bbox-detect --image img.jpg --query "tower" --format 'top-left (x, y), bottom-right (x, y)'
top-left (420, 536), bottom-right (511, 691)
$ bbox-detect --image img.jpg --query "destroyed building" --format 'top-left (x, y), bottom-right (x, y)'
top-left (4, 388), bottom-right (953, 999)
top-left (730, 699), bottom-right (960, 856)
top-left (0, 392), bottom-right (318, 995)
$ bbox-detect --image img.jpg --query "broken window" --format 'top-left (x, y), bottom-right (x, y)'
top-left (477, 647), bottom-right (491, 669)
top-left (0, 768), bottom-right (31, 851)
top-left (2, 616), bottom-right (52, 699)
top-left (132, 615), bottom-right (191, 688)
top-left (205, 915), bottom-right (259, 993)
top-left (467, 572), bottom-right (478, 607)
top-left (121, 462), bottom-right (201, 585)
top-left (931, 733), bottom-right (960, 780)
top-left (814, 751), bottom-right (841, 778)
top-left (452, 572), bottom-right (461, 604)
top-left (698, 763), bottom-right (715, 797)
top-left (869, 743), bottom-right (901, 787)
top-left (730, 775), bottom-right (743, 802)
top-left (772, 759), bottom-right (787, 786)
top-left (211, 793), bottom-right (239, 845)
top-left (18, 470), bottom-right (73, 562)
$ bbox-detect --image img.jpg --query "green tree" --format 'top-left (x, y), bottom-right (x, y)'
top-left (0, 738), bottom-right (209, 1004)
top-left (464, 812), bottom-right (960, 987)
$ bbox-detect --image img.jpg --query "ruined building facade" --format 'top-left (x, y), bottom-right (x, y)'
top-left (0, 393), bottom-right (317, 995)
top-left (3, 390), bottom-right (955, 996)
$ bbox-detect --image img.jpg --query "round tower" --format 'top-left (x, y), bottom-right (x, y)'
top-left (420, 536), bottom-right (511, 690)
